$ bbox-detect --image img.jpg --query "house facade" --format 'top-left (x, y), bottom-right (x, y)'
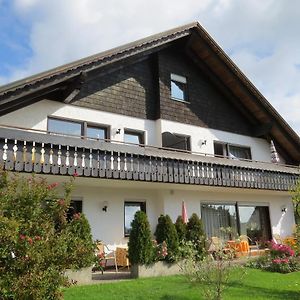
top-left (0, 22), bottom-right (299, 249)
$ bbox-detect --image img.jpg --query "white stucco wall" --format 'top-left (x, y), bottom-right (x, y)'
top-left (0, 99), bottom-right (273, 163)
top-left (47, 175), bottom-right (295, 248)
top-left (159, 119), bottom-right (272, 162)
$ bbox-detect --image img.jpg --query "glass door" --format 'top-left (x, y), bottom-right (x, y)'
top-left (238, 205), bottom-right (272, 245)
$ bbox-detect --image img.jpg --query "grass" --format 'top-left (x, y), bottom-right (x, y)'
top-left (63, 268), bottom-right (300, 300)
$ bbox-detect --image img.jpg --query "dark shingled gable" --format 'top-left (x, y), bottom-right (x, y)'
top-left (0, 22), bottom-right (299, 164)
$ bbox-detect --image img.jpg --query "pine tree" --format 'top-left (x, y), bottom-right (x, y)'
top-left (186, 213), bottom-right (206, 260)
top-left (128, 211), bottom-right (154, 265)
top-left (155, 215), bottom-right (179, 261)
top-left (175, 216), bottom-right (187, 243)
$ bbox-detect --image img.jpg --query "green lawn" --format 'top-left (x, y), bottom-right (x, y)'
top-left (64, 269), bottom-right (300, 300)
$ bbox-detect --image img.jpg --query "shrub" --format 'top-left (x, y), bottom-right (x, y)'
top-left (175, 216), bottom-right (187, 243)
top-left (154, 240), bottom-right (168, 260)
top-left (247, 241), bottom-right (300, 273)
top-left (0, 171), bottom-right (95, 299)
top-left (186, 213), bottom-right (206, 260)
top-left (65, 213), bottom-right (95, 269)
top-left (182, 248), bottom-right (245, 300)
top-left (128, 211), bottom-right (154, 265)
top-left (155, 215), bottom-right (179, 262)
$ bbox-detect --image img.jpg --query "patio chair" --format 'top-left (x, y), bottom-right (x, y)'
top-left (116, 247), bottom-right (130, 270)
top-left (239, 235), bottom-right (259, 256)
top-left (96, 242), bottom-right (118, 272)
top-left (208, 237), bottom-right (231, 259)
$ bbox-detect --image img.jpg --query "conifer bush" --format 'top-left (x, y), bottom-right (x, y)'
top-left (186, 213), bottom-right (206, 260)
top-left (128, 211), bottom-right (154, 265)
top-left (0, 171), bottom-right (95, 300)
top-left (155, 214), bottom-right (179, 261)
top-left (175, 216), bottom-right (187, 243)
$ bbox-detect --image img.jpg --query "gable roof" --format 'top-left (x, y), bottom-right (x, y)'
top-left (0, 22), bottom-right (299, 164)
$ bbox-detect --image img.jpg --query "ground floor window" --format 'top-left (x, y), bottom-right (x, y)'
top-left (67, 200), bottom-right (82, 221)
top-left (124, 201), bottom-right (146, 237)
top-left (201, 203), bottom-right (271, 244)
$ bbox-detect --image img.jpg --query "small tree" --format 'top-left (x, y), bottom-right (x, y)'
top-left (155, 215), bottom-right (179, 261)
top-left (128, 211), bottom-right (154, 265)
top-left (65, 213), bottom-right (95, 269)
top-left (186, 213), bottom-right (206, 260)
top-left (182, 249), bottom-right (245, 300)
top-left (291, 179), bottom-right (300, 225)
top-left (0, 171), bottom-right (95, 300)
top-left (175, 216), bottom-right (187, 243)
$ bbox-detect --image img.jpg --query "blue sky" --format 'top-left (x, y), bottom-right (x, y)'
top-left (0, 0), bottom-right (299, 135)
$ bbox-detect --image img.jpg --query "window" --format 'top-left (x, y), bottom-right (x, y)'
top-left (238, 205), bottom-right (272, 244)
top-left (201, 203), bottom-right (238, 240)
top-left (48, 118), bottom-right (82, 136)
top-left (214, 142), bottom-right (251, 160)
top-left (162, 132), bottom-right (191, 151)
top-left (124, 129), bottom-right (144, 145)
top-left (86, 125), bottom-right (107, 140)
top-left (124, 201), bottom-right (146, 236)
top-left (47, 117), bottom-right (109, 140)
top-left (170, 73), bottom-right (188, 102)
top-left (67, 200), bottom-right (83, 221)
top-left (201, 203), bottom-right (272, 243)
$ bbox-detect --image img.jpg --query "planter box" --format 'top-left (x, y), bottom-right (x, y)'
top-left (65, 266), bottom-right (93, 285)
top-left (131, 261), bottom-right (182, 278)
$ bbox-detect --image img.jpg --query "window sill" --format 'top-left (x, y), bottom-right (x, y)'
top-left (171, 97), bottom-right (190, 104)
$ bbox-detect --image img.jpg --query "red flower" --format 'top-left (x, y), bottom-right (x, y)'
top-left (73, 171), bottom-right (79, 177)
top-left (27, 237), bottom-right (33, 244)
top-left (73, 213), bottom-right (81, 220)
top-left (34, 236), bottom-right (41, 241)
top-left (47, 182), bottom-right (58, 190)
top-left (58, 199), bottom-right (65, 206)
top-left (19, 234), bottom-right (26, 240)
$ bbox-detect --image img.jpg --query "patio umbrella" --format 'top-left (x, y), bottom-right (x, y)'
top-left (182, 201), bottom-right (188, 224)
top-left (270, 140), bottom-right (280, 163)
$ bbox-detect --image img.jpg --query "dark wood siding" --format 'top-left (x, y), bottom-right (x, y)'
top-left (73, 58), bottom-right (158, 120)
top-left (72, 47), bottom-right (254, 136)
top-left (158, 49), bottom-right (253, 136)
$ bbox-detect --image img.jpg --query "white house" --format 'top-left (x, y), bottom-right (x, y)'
top-left (0, 22), bottom-right (299, 250)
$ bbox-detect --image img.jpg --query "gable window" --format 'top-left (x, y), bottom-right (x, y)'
top-left (124, 201), bottom-right (146, 236)
top-left (48, 117), bottom-right (82, 136)
top-left (162, 132), bottom-right (191, 151)
top-left (214, 142), bottom-right (251, 160)
top-left (170, 73), bottom-right (188, 102)
top-left (47, 117), bottom-right (109, 140)
top-left (124, 129), bottom-right (144, 145)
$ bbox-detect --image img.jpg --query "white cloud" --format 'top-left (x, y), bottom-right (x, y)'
top-left (2, 0), bottom-right (300, 134)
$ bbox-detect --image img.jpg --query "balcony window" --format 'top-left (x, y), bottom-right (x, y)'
top-left (124, 201), bottom-right (146, 236)
top-left (170, 73), bottom-right (188, 102)
top-left (124, 129), bottom-right (144, 145)
top-left (214, 142), bottom-right (251, 160)
top-left (48, 118), bottom-right (82, 136)
top-left (87, 125), bottom-right (107, 140)
top-left (48, 117), bottom-right (109, 140)
top-left (162, 132), bottom-right (191, 151)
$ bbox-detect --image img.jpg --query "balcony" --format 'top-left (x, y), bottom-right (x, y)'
top-left (0, 125), bottom-right (299, 191)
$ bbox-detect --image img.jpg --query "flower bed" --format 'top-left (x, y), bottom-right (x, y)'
top-left (247, 241), bottom-right (300, 273)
